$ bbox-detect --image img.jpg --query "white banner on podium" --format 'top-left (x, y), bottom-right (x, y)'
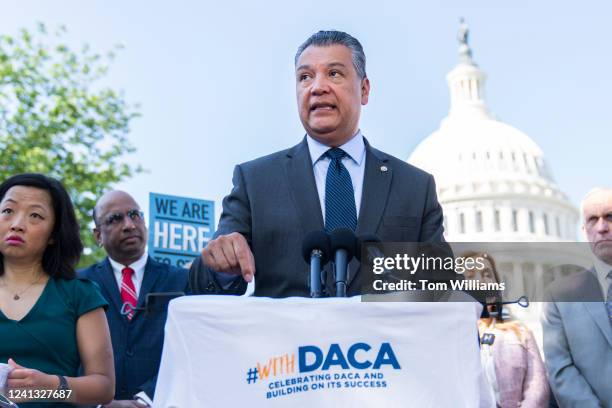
top-left (154, 296), bottom-right (485, 408)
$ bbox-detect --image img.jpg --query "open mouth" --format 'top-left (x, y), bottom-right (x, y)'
top-left (310, 103), bottom-right (336, 112)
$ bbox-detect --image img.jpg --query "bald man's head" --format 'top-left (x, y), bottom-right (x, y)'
top-left (94, 191), bottom-right (134, 226)
top-left (93, 190), bottom-right (147, 265)
top-left (581, 187), bottom-right (612, 265)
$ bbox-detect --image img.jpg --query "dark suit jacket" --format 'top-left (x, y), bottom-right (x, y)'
top-left (79, 257), bottom-right (188, 400)
top-left (190, 137), bottom-right (445, 298)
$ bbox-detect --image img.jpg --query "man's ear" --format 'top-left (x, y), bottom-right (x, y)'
top-left (361, 77), bottom-right (370, 105)
top-left (93, 228), bottom-right (102, 246)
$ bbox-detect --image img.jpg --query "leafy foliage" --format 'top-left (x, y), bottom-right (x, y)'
top-left (0, 24), bottom-right (141, 266)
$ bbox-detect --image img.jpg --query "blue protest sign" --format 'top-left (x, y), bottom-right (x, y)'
top-left (148, 192), bottom-right (215, 268)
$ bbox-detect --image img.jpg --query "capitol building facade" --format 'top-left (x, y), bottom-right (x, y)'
top-left (407, 23), bottom-right (588, 330)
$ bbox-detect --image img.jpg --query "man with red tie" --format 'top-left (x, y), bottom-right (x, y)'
top-left (80, 191), bottom-right (188, 407)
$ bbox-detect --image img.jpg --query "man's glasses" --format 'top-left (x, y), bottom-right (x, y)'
top-left (103, 209), bottom-right (145, 226)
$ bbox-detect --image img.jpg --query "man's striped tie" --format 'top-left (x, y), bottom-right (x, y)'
top-left (121, 266), bottom-right (137, 321)
top-left (324, 148), bottom-right (357, 233)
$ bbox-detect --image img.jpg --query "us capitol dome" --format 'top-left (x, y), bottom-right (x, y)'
top-left (408, 21), bottom-right (578, 243)
top-left (407, 21), bottom-right (587, 331)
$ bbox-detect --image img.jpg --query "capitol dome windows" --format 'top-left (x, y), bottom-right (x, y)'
top-left (529, 211), bottom-right (535, 233)
top-left (522, 152), bottom-right (529, 173)
top-left (494, 210), bottom-right (501, 232)
top-left (440, 206), bottom-right (574, 238)
top-left (475, 210), bottom-right (483, 232)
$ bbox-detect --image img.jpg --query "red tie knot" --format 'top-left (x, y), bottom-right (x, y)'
top-left (122, 266), bottom-right (134, 278)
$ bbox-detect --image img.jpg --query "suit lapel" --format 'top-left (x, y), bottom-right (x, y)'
top-left (96, 258), bottom-right (124, 316)
top-left (356, 141), bottom-right (392, 236)
top-left (581, 268), bottom-right (612, 348)
top-left (138, 257), bottom-right (162, 310)
top-left (350, 141), bottom-right (392, 288)
top-left (285, 137), bottom-right (324, 235)
top-left (285, 137), bottom-right (393, 292)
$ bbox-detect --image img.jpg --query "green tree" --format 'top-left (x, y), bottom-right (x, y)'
top-left (0, 23), bottom-right (141, 266)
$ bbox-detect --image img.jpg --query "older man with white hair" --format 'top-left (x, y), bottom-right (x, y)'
top-left (542, 187), bottom-right (612, 407)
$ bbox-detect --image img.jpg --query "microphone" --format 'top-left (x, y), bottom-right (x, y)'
top-left (302, 230), bottom-right (332, 298)
top-left (329, 228), bottom-right (357, 297)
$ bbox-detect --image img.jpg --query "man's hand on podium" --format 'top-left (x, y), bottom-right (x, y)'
top-left (201, 232), bottom-right (256, 282)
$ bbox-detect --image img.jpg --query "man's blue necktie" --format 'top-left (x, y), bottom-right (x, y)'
top-left (324, 148), bottom-right (357, 232)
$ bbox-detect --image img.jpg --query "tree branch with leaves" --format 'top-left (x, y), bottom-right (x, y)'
top-left (0, 23), bottom-right (141, 266)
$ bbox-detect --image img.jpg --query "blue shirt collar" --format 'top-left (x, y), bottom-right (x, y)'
top-left (306, 130), bottom-right (366, 166)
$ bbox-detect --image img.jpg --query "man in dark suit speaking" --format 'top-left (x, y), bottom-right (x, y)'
top-left (190, 30), bottom-right (445, 297)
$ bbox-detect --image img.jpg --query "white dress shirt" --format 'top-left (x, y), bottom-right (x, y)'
top-left (306, 130), bottom-right (366, 220)
top-left (108, 252), bottom-right (148, 298)
top-left (106, 252), bottom-right (153, 406)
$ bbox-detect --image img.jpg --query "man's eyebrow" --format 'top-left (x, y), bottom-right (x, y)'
top-left (296, 64), bottom-right (311, 72)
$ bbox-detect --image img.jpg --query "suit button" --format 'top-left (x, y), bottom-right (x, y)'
top-left (126, 350), bottom-right (134, 357)
top-left (206, 282), bottom-right (216, 292)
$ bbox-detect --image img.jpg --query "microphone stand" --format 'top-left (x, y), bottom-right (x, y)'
top-left (302, 230), bottom-right (331, 299)
top-left (333, 254), bottom-right (348, 298)
top-left (310, 249), bottom-right (325, 298)
top-left (330, 228), bottom-right (356, 298)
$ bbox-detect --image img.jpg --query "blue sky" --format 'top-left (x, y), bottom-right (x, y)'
top-left (2, 1), bottom-right (610, 227)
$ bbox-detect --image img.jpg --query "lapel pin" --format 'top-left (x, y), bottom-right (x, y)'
top-left (380, 165), bottom-right (388, 172)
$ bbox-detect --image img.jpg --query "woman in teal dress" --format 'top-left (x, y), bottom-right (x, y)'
top-left (0, 173), bottom-right (115, 407)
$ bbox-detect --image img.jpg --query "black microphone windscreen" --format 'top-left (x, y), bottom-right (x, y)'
top-left (302, 230), bottom-right (331, 264)
top-left (355, 234), bottom-right (381, 261)
top-left (329, 228), bottom-right (357, 258)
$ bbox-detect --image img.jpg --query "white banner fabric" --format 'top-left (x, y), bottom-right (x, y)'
top-left (154, 296), bottom-right (485, 408)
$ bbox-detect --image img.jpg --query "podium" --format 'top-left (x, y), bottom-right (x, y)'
top-left (154, 296), bottom-right (487, 407)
